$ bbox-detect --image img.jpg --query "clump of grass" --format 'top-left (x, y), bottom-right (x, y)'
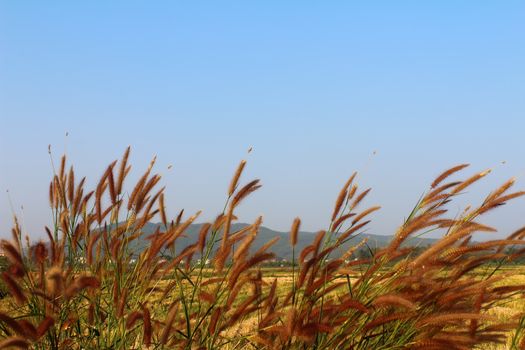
top-left (1, 149), bottom-right (525, 349)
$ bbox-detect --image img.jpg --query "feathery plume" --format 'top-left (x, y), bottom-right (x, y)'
top-left (431, 164), bottom-right (469, 189)
top-left (290, 217), bottom-right (301, 246)
top-left (229, 160), bottom-right (246, 197)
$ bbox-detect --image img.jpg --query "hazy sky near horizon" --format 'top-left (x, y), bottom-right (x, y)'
top-left (1, 1), bottom-right (524, 240)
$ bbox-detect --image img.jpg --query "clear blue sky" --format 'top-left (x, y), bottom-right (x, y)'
top-left (1, 1), bottom-right (524, 240)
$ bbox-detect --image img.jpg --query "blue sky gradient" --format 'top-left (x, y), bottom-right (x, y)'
top-left (1, 1), bottom-right (524, 239)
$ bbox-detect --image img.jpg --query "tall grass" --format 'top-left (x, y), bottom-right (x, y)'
top-left (1, 148), bottom-right (525, 349)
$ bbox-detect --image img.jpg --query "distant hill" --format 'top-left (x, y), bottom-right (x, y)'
top-left (128, 222), bottom-right (438, 261)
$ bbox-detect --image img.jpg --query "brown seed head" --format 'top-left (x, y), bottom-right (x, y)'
top-left (2, 272), bottom-right (26, 305)
top-left (290, 217), bottom-right (301, 246)
top-left (231, 179), bottom-right (261, 208)
top-left (451, 169), bottom-right (491, 195)
top-left (0, 336), bottom-right (30, 349)
top-left (431, 164), bottom-right (470, 189)
top-left (33, 242), bottom-right (48, 265)
top-left (142, 305), bottom-right (152, 347)
top-left (229, 160), bottom-right (247, 197)
top-left (126, 311), bottom-right (143, 329)
top-left (116, 146), bottom-right (131, 195)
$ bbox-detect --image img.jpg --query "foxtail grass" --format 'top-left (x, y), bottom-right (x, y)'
top-left (1, 150), bottom-right (525, 349)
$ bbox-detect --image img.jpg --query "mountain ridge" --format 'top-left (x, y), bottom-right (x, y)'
top-left (129, 222), bottom-right (438, 260)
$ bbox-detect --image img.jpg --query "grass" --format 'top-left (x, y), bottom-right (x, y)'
top-left (1, 148), bottom-right (525, 349)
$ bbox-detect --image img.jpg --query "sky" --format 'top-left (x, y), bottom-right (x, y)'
top-left (1, 1), bottom-right (524, 240)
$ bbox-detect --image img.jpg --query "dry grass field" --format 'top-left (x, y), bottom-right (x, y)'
top-left (2, 266), bottom-right (524, 349)
top-left (264, 267), bottom-right (525, 350)
top-left (2, 149), bottom-right (525, 349)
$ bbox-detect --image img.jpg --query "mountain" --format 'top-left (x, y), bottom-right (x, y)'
top-left (128, 222), bottom-right (438, 261)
